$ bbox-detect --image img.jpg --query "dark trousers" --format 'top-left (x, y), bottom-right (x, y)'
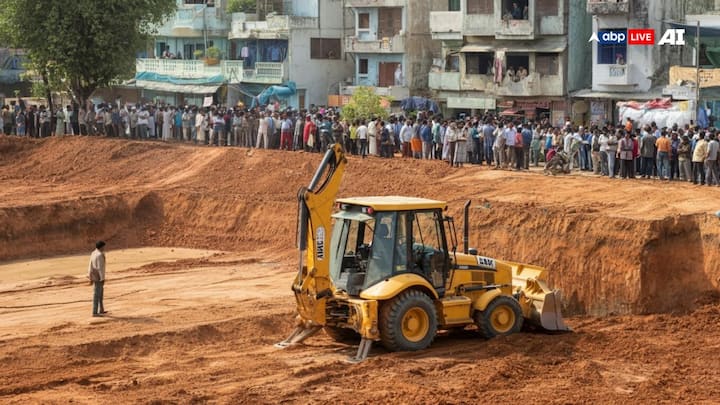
top-left (621, 159), bottom-right (635, 178)
top-left (472, 139), bottom-right (482, 164)
top-left (641, 157), bottom-right (654, 177)
top-left (515, 147), bottom-right (524, 170)
top-left (93, 280), bottom-right (104, 315)
top-left (693, 161), bottom-right (706, 184)
top-left (359, 139), bottom-right (367, 158)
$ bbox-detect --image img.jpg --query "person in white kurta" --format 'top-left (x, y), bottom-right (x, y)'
top-left (368, 120), bottom-right (378, 156)
top-left (162, 108), bottom-right (173, 141)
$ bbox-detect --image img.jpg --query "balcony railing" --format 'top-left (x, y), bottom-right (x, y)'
top-left (598, 64), bottom-right (631, 85)
top-left (230, 13), bottom-right (317, 39)
top-left (345, 0), bottom-right (405, 7)
top-left (429, 71), bottom-right (461, 91)
top-left (344, 35), bottom-right (405, 54)
top-left (136, 59), bottom-right (244, 83)
top-left (496, 18), bottom-right (534, 38)
top-left (587, 0), bottom-right (630, 14)
top-left (243, 62), bottom-right (285, 84)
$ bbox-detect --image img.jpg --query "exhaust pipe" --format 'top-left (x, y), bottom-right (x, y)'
top-left (463, 200), bottom-right (471, 254)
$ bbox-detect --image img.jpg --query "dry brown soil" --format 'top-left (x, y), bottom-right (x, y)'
top-left (1, 135), bottom-right (719, 404)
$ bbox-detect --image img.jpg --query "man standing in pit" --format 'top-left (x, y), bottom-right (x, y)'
top-left (87, 241), bottom-right (107, 317)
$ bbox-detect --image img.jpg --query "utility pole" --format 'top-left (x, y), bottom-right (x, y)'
top-left (695, 20), bottom-right (701, 123)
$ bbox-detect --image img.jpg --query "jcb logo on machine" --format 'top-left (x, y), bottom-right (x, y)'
top-left (316, 226), bottom-right (325, 260)
top-left (476, 256), bottom-right (496, 270)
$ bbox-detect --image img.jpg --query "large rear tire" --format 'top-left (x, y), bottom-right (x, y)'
top-left (323, 326), bottom-right (360, 344)
top-left (379, 290), bottom-right (437, 352)
top-left (475, 295), bottom-right (523, 339)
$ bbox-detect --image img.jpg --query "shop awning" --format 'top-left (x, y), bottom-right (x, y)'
top-left (499, 109), bottom-right (523, 116)
top-left (461, 37), bottom-right (567, 53)
top-left (135, 80), bottom-right (222, 95)
top-left (571, 87), bottom-right (665, 101)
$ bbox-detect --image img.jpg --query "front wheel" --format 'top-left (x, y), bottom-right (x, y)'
top-left (379, 290), bottom-right (437, 352)
top-left (475, 295), bottom-right (523, 339)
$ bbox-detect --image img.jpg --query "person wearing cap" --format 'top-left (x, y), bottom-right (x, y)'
top-left (87, 241), bottom-right (107, 317)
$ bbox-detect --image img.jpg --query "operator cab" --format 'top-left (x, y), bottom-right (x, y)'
top-left (330, 197), bottom-right (452, 297)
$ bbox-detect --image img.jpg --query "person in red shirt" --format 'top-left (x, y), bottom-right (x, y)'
top-left (302, 115), bottom-right (316, 152)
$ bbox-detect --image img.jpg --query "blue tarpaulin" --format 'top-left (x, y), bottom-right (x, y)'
top-left (250, 81), bottom-right (297, 108)
top-left (400, 97), bottom-right (440, 114)
top-left (134, 71), bottom-right (226, 85)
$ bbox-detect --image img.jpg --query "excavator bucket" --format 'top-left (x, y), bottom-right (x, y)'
top-left (511, 264), bottom-right (570, 332)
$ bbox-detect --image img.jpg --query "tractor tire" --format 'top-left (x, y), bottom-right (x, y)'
top-left (475, 295), bottom-right (524, 339)
top-left (323, 326), bottom-right (360, 344)
top-left (379, 290), bottom-right (437, 352)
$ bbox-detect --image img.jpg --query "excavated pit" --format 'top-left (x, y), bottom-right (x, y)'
top-left (1, 135), bottom-right (718, 316)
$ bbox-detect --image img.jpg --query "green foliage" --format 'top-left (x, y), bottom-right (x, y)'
top-left (341, 87), bottom-right (389, 122)
top-left (205, 46), bottom-right (222, 59)
top-left (227, 0), bottom-right (256, 14)
top-left (0, 0), bottom-right (176, 105)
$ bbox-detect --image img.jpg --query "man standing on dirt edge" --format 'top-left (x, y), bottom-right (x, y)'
top-left (88, 241), bottom-right (107, 317)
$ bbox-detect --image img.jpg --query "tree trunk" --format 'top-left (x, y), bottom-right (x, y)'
top-left (41, 72), bottom-right (53, 113)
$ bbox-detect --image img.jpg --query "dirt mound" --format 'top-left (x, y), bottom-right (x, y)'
top-left (1, 136), bottom-right (719, 316)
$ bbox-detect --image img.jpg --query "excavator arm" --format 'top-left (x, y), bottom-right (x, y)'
top-left (276, 144), bottom-right (347, 347)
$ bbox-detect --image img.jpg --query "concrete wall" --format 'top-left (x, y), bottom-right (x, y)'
top-left (404, 0), bottom-right (443, 93)
top-left (567, 0), bottom-right (592, 92)
top-left (287, 0), bottom-right (353, 107)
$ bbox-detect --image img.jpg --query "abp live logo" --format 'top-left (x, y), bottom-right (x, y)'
top-left (591, 29), bottom-right (685, 46)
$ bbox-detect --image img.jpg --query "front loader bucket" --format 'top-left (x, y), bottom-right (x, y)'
top-left (511, 265), bottom-right (570, 332)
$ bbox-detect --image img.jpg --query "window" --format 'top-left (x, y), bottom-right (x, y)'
top-left (311, 38), bottom-right (341, 59)
top-left (358, 13), bottom-right (370, 30)
top-left (378, 8), bottom-right (402, 38)
top-left (506, 53), bottom-right (529, 81)
top-left (445, 53), bottom-right (460, 72)
top-left (535, 53), bottom-right (559, 76)
top-left (465, 52), bottom-right (494, 75)
top-left (597, 29), bottom-right (627, 65)
top-left (467, 0), bottom-right (493, 14)
top-left (536, 0), bottom-right (558, 16)
top-left (502, 0), bottom-right (528, 20)
top-left (359, 59), bottom-right (369, 75)
top-left (448, 0), bottom-right (461, 11)
top-left (410, 211), bottom-right (447, 288)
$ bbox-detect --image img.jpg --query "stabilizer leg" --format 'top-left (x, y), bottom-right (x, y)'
top-left (346, 338), bottom-right (373, 363)
top-left (275, 325), bottom-right (322, 348)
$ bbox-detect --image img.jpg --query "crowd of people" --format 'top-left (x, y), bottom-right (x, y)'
top-left (4, 97), bottom-right (719, 186)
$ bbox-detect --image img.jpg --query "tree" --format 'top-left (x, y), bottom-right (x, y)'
top-left (227, 0), bottom-right (257, 13)
top-left (0, 0), bottom-right (176, 108)
top-left (341, 87), bottom-right (389, 122)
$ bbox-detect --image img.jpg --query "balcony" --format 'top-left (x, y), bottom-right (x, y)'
top-left (495, 18), bottom-right (535, 39)
top-left (341, 85), bottom-right (410, 100)
top-left (136, 59), bottom-right (244, 83)
top-left (597, 64), bottom-right (631, 86)
top-left (158, 5), bottom-right (229, 37)
top-left (494, 73), bottom-right (563, 97)
top-left (461, 74), bottom-right (494, 92)
top-left (230, 13), bottom-right (317, 39)
top-left (344, 35), bottom-right (405, 54)
top-left (429, 71), bottom-right (461, 91)
top-left (242, 61), bottom-right (285, 84)
top-left (587, 0), bottom-right (630, 14)
top-left (430, 12), bottom-right (463, 40)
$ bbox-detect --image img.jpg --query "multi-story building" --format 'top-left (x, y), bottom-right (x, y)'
top-left (135, 0), bottom-right (243, 106)
top-left (428, 0), bottom-right (570, 123)
top-left (228, 0), bottom-right (353, 108)
top-left (572, 0), bottom-right (704, 124)
top-left (134, 0), bottom-right (353, 108)
top-left (340, 0), bottom-right (441, 102)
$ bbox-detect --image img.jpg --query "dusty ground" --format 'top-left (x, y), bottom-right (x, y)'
top-left (1, 135), bottom-right (719, 404)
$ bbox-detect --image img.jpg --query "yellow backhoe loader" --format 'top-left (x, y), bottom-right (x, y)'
top-left (276, 144), bottom-right (569, 362)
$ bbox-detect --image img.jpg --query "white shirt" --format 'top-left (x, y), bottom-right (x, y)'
top-left (356, 125), bottom-right (368, 140)
top-left (87, 249), bottom-right (106, 281)
top-left (138, 110), bottom-right (149, 126)
top-left (195, 113), bottom-right (204, 128)
top-left (400, 124), bottom-right (413, 143)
